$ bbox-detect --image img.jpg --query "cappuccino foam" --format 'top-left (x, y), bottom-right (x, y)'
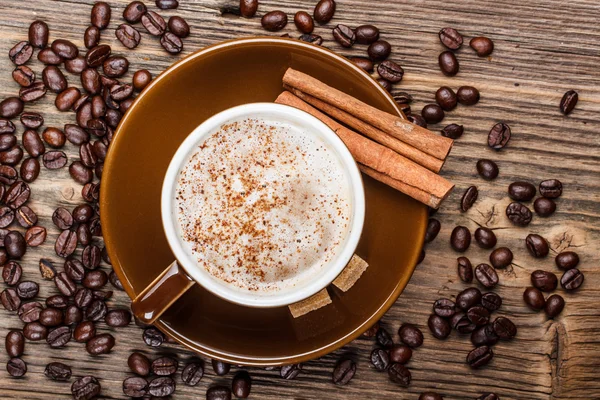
top-left (174, 117), bottom-right (352, 294)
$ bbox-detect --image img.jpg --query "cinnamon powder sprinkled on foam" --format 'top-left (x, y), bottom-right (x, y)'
top-left (175, 118), bottom-right (351, 294)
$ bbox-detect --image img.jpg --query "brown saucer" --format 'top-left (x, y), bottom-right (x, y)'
top-left (101, 37), bottom-right (426, 365)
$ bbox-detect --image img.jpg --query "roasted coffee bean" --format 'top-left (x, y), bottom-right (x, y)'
top-left (89, 217), bottom-right (102, 236)
top-left (92, 140), bottom-right (107, 161)
top-left (292, 11), bottom-right (314, 34)
top-left (20, 113), bottom-right (43, 130)
top-left (168, 16), bottom-right (190, 38)
top-left (209, 359), bottom-right (230, 376)
top-left (240, 0), bottom-right (258, 18)
top-left (103, 56), bottom-right (129, 78)
top-left (66, 122), bottom-right (90, 144)
top-left (5, 231), bottom-right (26, 259)
top-left (488, 122), bottom-right (511, 149)
top-left (0, 119), bottom-right (15, 135)
top-left (45, 362), bottom-right (72, 381)
top-left (55, 87), bottom-right (81, 111)
top-left (354, 24), bottom-right (379, 44)
top-left (71, 376), bottom-right (101, 400)
top-left (51, 39), bottom-right (78, 60)
top-left (40, 307), bottom-right (64, 327)
top-left (42, 127), bottom-right (66, 148)
top-left (435, 87), bottom-right (457, 111)
top-left (373, 326), bottom-right (393, 348)
top-left (457, 257), bottom-right (473, 283)
top-left (419, 393), bottom-right (444, 400)
top-left (260, 11), bottom-right (288, 32)
top-left (526, 234), bottom-right (549, 258)
top-left (314, 0), bottom-right (336, 23)
top-left (461, 186), bottom-right (478, 212)
top-left (555, 251), bottom-right (579, 270)
top-left (79, 143), bottom-right (97, 168)
top-left (467, 346), bottom-right (493, 368)
top-left (82, 182), bottom-right (100, 202)
top-left (450, 226), bottom-right (471, 252)
top-left (467, 305), bottom-right (490, 326)
top-left (52, 207), bottom-right (73, 230)
top-left (531, 270), bottom-right (559, 294)
top-left (492, 317), bottom-right (517, 340)
top-left (539, 179), bottom-right (562, 199)
top-left (0, 136), bottom-right (16, 153)
top-left (74, 320), bottom-right (96, 343)
top-left (131, 71), bottom-right (152, 93)
top-left (175, 361), bottom-right (203, 386)
top-left (152, 356), bottom-right (178, 376)
top-left (12, 66), bottom-right (35, 87)
top-left (439, 27), bottom-right (463, 50)
top-left (206, 385), bottom-right (231, 400)
top-left (83, 269), bottom-right (108, 289)
top-left (421, 104), bottom-right (445, 124)
top-left (128, 352), bottom-right (151, 376)
top-left (16, 281), bottom-right (38, 299)
top-left (388, 363), bottom-right (411, 386)
top-left (456, 287), bottom-right (481, 311)
top-left (143, 327), bottom-right (166, 347)
top-left (1, 288), bottom-right (20, 311)
top-left (533, 197), bottom-right (556, 217)
top-left (29, 20), bottom-right (49, 48)
top-left (7, 357), bottom-right (27, 377)
top-left (2, 261), bottom-right (21, 286)
top-left (85, 299), bottom-right (107, 321)
top-left (109, 84), bottom-right (133, 102)
top-left (91, 1), bottom-right (111, 29)
top-left (0, 146), bottom-right (24, 165)
top-left (0, 97), bottom-right (24, 118)
top-left (109, 271), bottom-right (123, 290)
top-left (508, 181), bottom-right (536, 201)
top-left (120, 98), bottom-right (134, 113)
top-left (23, 321), bottom-right (47, 340)
top-left (38, 48), bottom-right (63, 65)
top-left (0, 247), bottom-right (7, 265)
top-left (69, 161), bottom-right (93, 184)
top-left (86, 118), bottom-right (107, 137)
top-left (65, 258), bottom-right (86, 282)
top-left (142, 11), bottom-right (167, 36)
top-left (471, 324), bottom-right (498, 347)
top-left (74, 288), bottom-right (93, 309)
top-left (378, 60), bottom-right (404, 83)
top-left (84, 26), bottom-right (101, 50)
top-left (428, 314), bottom-right (451, 339)
top-left (64, 305), bottom-right (83, 325)
top-left (116, 24), bottom-right (141, 49)
top-left (280, 363), bottom-right (303, 380)
top-left (0, 207), bottom-right (14, 228)
top-left (55, 230), bottom-right (77, 258)
top-left (475, 159), bottom-right (498, 181)
top-left (523, 287), bottom-right (545, 310)
top-left (160, 32), bottom-right (183, 54)
top-left (42, 151), bottom-right (68, 169)
top-left (156, 0), bottom-right (178, 9)
top-left (86, 333), bottom-right (115, 355)
top-left (398, 324), bottom-right (423, 348)
top-left (331, 24), bottom-right (355, 48)
top-left (424, 218), bottom-right (441, 243)
top-left (561, 269), bottom-right (584, 291)
top-left (559, 90), bottom-right (578, 115)
top-left (377, 79), bottom-right (392, 92)
top-left (545, 294), bottom-right (565, 318)
top-left (327, 359), bottom-right (355, 386)
top-left (389, 344), bottom-right (412, 365)
top-left (80, 69), bottom-right (101, 96)
top-left (0, 165), bottom-right (17, 186)
top-left (368, 40), bottom-right (391, 62)
top-left (439, 51), bottom-right (459, 76)
top-left (73, 204), bottom-right (95, 223)
top-left (474, 227), bottom-right (497, 249)
top-left (470, 37), bottom-right (494, 56)
top-left (457, 86), bottom-right (480, 105)
top-left (229, 370), bottom-right (252, 397)
top-left (363, 321), bottom-right (380, 337)
top-left (397, 102), bottom-right (411, 115)
top-left (506, 202), bottom-right (532, 226)
top-left (65, 56), bottom-right (88, 74)
top-left (55, 271), bottom-right (77, 296)
top-left (9, 41), bottom-right (33, 66)
top-left (5, 330), bottom-right (25, 357)
top-left (86, 45), bottom-right (111, 69)
top-left (46, 294), bottom-right (69, 309)
top-left (22, 157), bottom-right (41, 184)
top-left (123, 376), bottom-right (149, 397)
top-left (47, 325), bottom-right (71, 347)
top-left (124, 1), bottom-right (147, 23)
top-left (39, 259), bottom-right (56, 280)
top-left (5, 181), bottom-right (30, 210)
top-left (370, 348), bottom-right (390, 371)
top-left (348, 57), bottom-right (373, 72)
top-left (433, 298), bottom-right (456, 318)
top-left (475, 264), bottom-right (499, 288)
top-left (18, 301), bottom-right (42, 323)
top-left (105, 309), bottom-right (131, 327)
top-left (42, 66), bottom-right (67, 94)
top-left (105, 109), bottom-right (122, 128)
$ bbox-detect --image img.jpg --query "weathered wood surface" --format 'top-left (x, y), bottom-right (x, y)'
top-left (0, 0), bottom-right (598, 398)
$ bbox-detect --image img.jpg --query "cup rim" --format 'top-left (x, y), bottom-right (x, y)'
top-left (161, 102), bottom-right (365, 308)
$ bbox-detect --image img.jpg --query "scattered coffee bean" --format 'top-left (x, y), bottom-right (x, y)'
top-left (370, 348), bottom-right (390, 371)
top-left (240, 0), bottom-right (259, 18)
top-left (561, 268), bottom-right (584, 291)
top-left (293, 11), bottom-right (314, 34)
top-left (168, 16), bottom-right (190, 38)
top-left (55, 230), bottom-right (78, 258)
top-left (525, 234), bottom-right (549, 258)
top-left (470, 37), bottom-right (494, 56)
top-left (450, 226), bottom-right (471, 252)
top-left (84, 26), bottom-right (101, 49)
top-left (231, 370), bottom-right (252, 396)
top-left (533, 197), bottom-right (556, 217)
top-left (456, 287), bottom-right (482, 310)
top-left (388, 362), bottom-right (411, 386)
top-left (438, 51), bottom-right (459, 76)
top-left (45, 362), bottom-right (72, 381)
top-left (40, 307), bottom-right (64, 327)
top-left (86, 333), bottom-right (115, 355)
top-left (13, 66), bottom-right (35, 87)
top-left (156, 0), bottom-right (178, 9)
top-left (83, 269), bottom-right (108, 289)
top-left (152, 356), bottom-right (178, 376)
top-left (123, 376), bottom-right (149, 397)
top-left (493, 316), bottom-right (517, 340)
top-left (116, 24), bottom-right (141, 49)
top-left (555, 251), bottom-right (579, 270)
top-left (408, 114), bottom-right (427, 128)
top-left (91, 1), bottom-right (111, 29)
top-left (508, 181), bottom-right (536, 201)
top-left (18, 301), bottom-right (42, 323)
top-left (206, 385), bottom-right (231, 400)
top-left (428, 314), bottom-right (451, 339)
top-left (378, 60), bottom-right (404, 83)
top-left (103, 56), bottom-right (129, 77)
top-left (7, 357), bottom-right (27, 377)
top-left (16, 281), bottom-right (38, 299)
top-left (471, 324), bottom-right (498, 347)
top-left (433, 298), bottom-right (456, 318)
top-left (375, 326), bottom-right (394, 348)
top-left (47, 325), bottom-right (71, 348)
top-left (488, 122), bottom-right (511, 149)
top-left (9, 41), bottom-right (33, 66)
top-left (545, 294), bottom-right (565, 318)
top-left (143, 327), bottom-right (166, 347)
top-left (398, 324), bottom-right (423, 348)
top-left (474, 227), bottom-right (497, 249)
top-left (39, 259), bottom-right (57, 280)
top-left (29, 20), bottom-right (49, 48)
top-left (5, 231), bottom-right (26, 259)
top-left (1, 287), bottom-right (21, 311)
top-left (46, 294), bottom-right (69, 309)
top-left (559, 90), bottom-right (578, 115)
top-left (435, 87), bottom-right (457, 111)
top-left (2, 261), bottom-right (22, 286)
top-left (475, 264), bottom-right (499, 288)
top-left (74, 321), bottom-right (96, 343)
top-left (23, 321), bottom-right (47, 340)
top-left (43, 151), bottom-right (68, 169)
top-left (421, 104), bottom-right (445, 124)
top-left (467, 346), bottom-right (493, 368)
top-left (389, 344), bottom-right (412, 364)
top-left (128, 352), bottom-right (151, 376)
top-left (261, 11), bottom-right (288, 32)
top-left (457, 86), bottom-right (480, 105)
top-left (531, 270), bottom-right (558, 293)
top-left (160, 32), bottom-right (183, 54)
top-left (523, 287), bottom-right (545, 310)
top-left (280, 363), bottom-right (302, 379)
top-left (38, 48), bottom-right (63, 65)
top-left (425, 218), bottom-right (441, 243)
top-left (368, 40), bottom-right (391, 61)
top-left (539, 179), bottom-right (562, 198)
top-left (354, 24), bottom-right (379, 44)
top-left (481, 292), bottom-right (502, 311)
top-left (461, 186), bottom-right (478, 212)
top-left (5, 330), bottom-right (25, 357)
top-left (0, 97), bottom-right (24, 118)
top-left (314, 0), bottom-right (336, 24)
top-left (71, 376), bottom-right (101, 400)
top-left (420, 393), bottom-right (444, 400)
top-left (506, 202), bottom-right (532, 226)
top-left (64, 305), bottom-right (83, 325)
top-left (457, 257), bottom-right (473, 283)
top-left (377, 78), bottom-right (392, 92)
top-left (439, 27), bottom-right (463, 50)
top-left (51, 39), bottom-right (78, 60)
top-left (181, 361), bottom-right (203, 385)
top-left (467, 305), bottom-right (490, 326)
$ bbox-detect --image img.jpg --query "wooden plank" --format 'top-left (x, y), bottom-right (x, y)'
top-left (0, 0), bottom-right (598, 399)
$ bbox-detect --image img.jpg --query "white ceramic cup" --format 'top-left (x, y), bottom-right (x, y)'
top-left (158, 103), bottom-right (365, 309)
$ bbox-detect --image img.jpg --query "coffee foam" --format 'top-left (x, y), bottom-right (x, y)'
top-left (174, 117), bottom-right (352, 295)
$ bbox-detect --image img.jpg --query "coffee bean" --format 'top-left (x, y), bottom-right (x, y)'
top-left (157, 0), bottom-right (178, 8)
top-left (506, 202), bottom-right (532, 226)
top-left (424, 218), bottom-right (441, 243)
top-left (261, 11), bottom-right (288, 32)
top-left (378, 60), bottom-right (404, 83)
top-left (85, 299), bottom-right (108, 322)
top-left (482, 293), bottom-right (503, 312)
top-left (116, 24), bottom-right (141, 49)
top-left (20, 158), bottom-right (40, 184)
top-left (208, 359), bottom-right (230, 376)
top-left (559, 90), bottom-right (578, 115)
top-left (0, 247), bottom-right (7, 265)
top-left (47, 325), bottom-right (71, 347)
top-left (525, 234), bottom-right (549, 258)
top-left (143, 327), bottom-right (166, 347)
top-left (29, 20), bottom-right (49, 48)
top-left (377, 79), bottom-right (392, 92)
top-left (54, 272), bottom-right (77, 297)
top-left (86, 333), bottom-right (115, 355)
top-left (123, 376), bottom-right (149, 397)
top-left (43, 151), bottom-right (68, 169)
top-left (226, 370), bottom-right (251, 397)
top-left (73, 320), bottom-right (96, 343)
top-left (467, 305), bottom-right (490, 326)
top-left (539, 179), bottom-right (562, 198)
top-left (12, 66), bottom-right (35, 88)
top-left (368, 40), bottom-right (391, 61)
top-left (331, 24), bottom-right (355, 48)
top-left (421, 104), bottom-right (445, 124)
top-left (0, 207), bottom-right (14, 228)
top-left (439, 51), bottom-right (459, 76)
top-left (23, 321), bottom-right (47, 340)
top-left (105, 309), bottom-right (131, 327)
top-left (65, 259), bottom-right (85, 282)
top-left (408, 115), bottom-right (427, 128)
top-left (160, 32), bottom-right (183, 54)
top-left (561, 269), bottom-right (584, 291)
top-left (105, 108), bottom-right (122, 128)
top-left (39, 259), bottom-right (56, 280)
top-left (450, 226), bottom-right (471, 252)
top-left (471, 324), bottom-right (498, 347)
top-left (18, 301), bottom-right (42, 323)
top-left (38, 48), bottom-right (63, 65)
top-left (181, 361), bottom-right (203, 385)
top-left (5, 330), bottom-right (25, 357)
top-left (457, 86), bottom-right (480, 105)
top-left (523, 287), bottom-right (545, 310)
top-left (555, 251), bottom-right (579, 270)
top-left (74, 288), bottom-right (93, 309)
top-left (508, 181), bottom-right (536, 201)
top-left (52, 207), bottom-right (73, 230)
top-left (534, 197), bottom-right (556, 217)
top-left (42, 66), bottom-right (67, 94)
top-left (74, 204), bottom-right (95, 223)
top-left (439, 27), bottom-right (463, 49)
top-left (126, 352), bottom-right (151, 376)
top-left (151, 356), bottom-right (178, 376)
top-left (206, 385), bottom-right (231, 400)
top-left (124, 1), bottom-right (147, 23)
top-left (130, 71), bottom-right (152, 93)
top-left (86, 45), bottom-right (112, 69)
top-left (492, 317), bottom-right (517, 340)
top-left (435, 87), bottom-right (457, 111)
top-left (388, 363), bottom-right (411, 386)
top-left (0, 97), bottom-right (24, 118)
top-left (83, 26), bottom-right (101, 50)
top-left (1, 287), bottom-right (20, 311)
top-left (7, 357), bottom-right (27, 377)
top-left (168, 16), bottom-right (190, 38)
top-left (433, 298), bottom-right (456, 318)
top-left (42, 127), bottom-right (66, 148)
top-left (362, 321), bottom-right (380, 337)
top-left (240, 0), bottom-right (258, 18)
top-left (467, 346), bottom-right (493, 368)
top-left (45, 362), bottom-right (72, 381)
top-left (475, 264), bottom-right (499, 288)
top-left (545, 294), bottom-right (565, 318)
top-left (9, 41), bottom-right (33, 66)
top-left (5, 181), bottom-right (30, 210)
top-left (71, 376), bottom-right (101, 400)
top-left (108, 271), bottom-right (123, 290)
top-left (419, 393), bottom-right (444, 400)
top-left (46, 294), bottom-right (69, 309)
top-left (398, 324), bottom-right (423, 348)
top-left (16, 281), bottom-right (38, 299)
top-left (142, 11), bottom-right (167, 36)
top-left (0, 146), bottom-right (23, 167)
top-left (65, 56), bottom-right (88, 75)
top-left (82, 182), bottom-right (100, 203)
top-left (474, 227), bottom-right (496, 249)
top-left (0, 119), bottom-right (15, 134)
top-left (470, 37), bottom-right (494, 56)
top-left (477, 159), bottom-right (499, 181)
top-left (91, 1), bottom-right (111, 29)
top-left (348, 25), bottom-right (378, 46)
top-left (55, 230), bottom-right (78, 259)
top-left (54, 87), bottom-right (81, 111)
top-left (103, 56), bottom-right (129, 78)
top-left (456, 257), bottom-right (474, 283)
top-left (370, 348), bottom-right (390, 371)
top-left (456, 287), bottom-right (481, 311)
top-left (83, 269), bottom-right (108, 289)
top-left (428, 314), bottom-right (451, 339)
top-left (460, 186), bottom-right (478, 212)
top-left (40, 307), bottom-right (64, 327)
top-left (375, 326), bottom-right (393, 348)
top-left (5, 232), bottom-right (26, 260)
top-left (488, 122), bottom-right (511, 149)
top-left (65, 305), bottom-right (83, 325)
top-left (314, 0), bottom-right (336, 24)
top-left (69, 161), bottom-right (93, 184)
top-left (51, 39), bottom-right (78, 60)
top-left (2, 261), bottom-right (22, 286)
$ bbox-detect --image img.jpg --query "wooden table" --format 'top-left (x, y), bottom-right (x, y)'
top-left (0, 0), bottom-right (598, 398)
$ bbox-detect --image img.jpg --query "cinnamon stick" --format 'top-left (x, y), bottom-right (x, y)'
top-left (286, 87), bottom-right (444, 173)
top-left (282, 68), bottom-right (453, 160)
top-left (359, 165), bottom-right (436, 206)
top-left (275, 91), bottom-right (453, 209)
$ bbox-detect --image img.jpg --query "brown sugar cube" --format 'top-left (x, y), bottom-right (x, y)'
top-left (288, 288), bottom-right (332, 318)
top-left (332, 254), bottom-right (369, 292)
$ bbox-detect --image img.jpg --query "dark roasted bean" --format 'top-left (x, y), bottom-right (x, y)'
top-left (467, 305), bottom-right (490, 326)
top-left (0, 207), bottom-right (14, 228)
top-left (232, 370), bottom-right (252, 396)
top-left (142, 11), bottom-right (167, 36)
top-left (398, 324), bottom-right (423, 348)
top-left (45, 362), bottom-right (72, 381)
top-left (388, 363), bottom-right (411, 386)
top-left (40, 307), bottom-right (64, 327)
top-left (84, 299), bottom-right (107, 321)
top-left (331, 359), bottom-right (355, 386)
top-left (470, 37), bottom-right (494, 56)
top-left (355, 24), bottom-right (379, 44)
top-left (439, 51), bottom-right (459, 76)
top-left (471, 324), bottom-right (498, 347)
top-left (240, 0), bottom-right (258, 18)
top-left (439, 27), bottom-right (463, 49)
top-left (20, 80), bottom-right (48, 101)
top-left (474, 227), bottom-right (496, 249)
top-left (450, 226), bottom-right (471, 252)
top-left (506, 202), bottom-right (532, 226)
top-left (467, 346), bottom-right (493, 368)
top-left (350, 57), bottom-right (373, 72)
top-left (29, 20), bottom-right (49, 48)
top-left (12, 66), bottom-right (35, 87)
top-left (559, 90), bottom-right (578, 115)
top-left (103, 56), bottom-right (129, 78)
top-left (91, 1), bottom-right (111, 29)
top-left (65, 258), bottom-right (86, 282)
top-left (143, 327), bottom-right (166, 347)
top-left (456, 287), bottom-right (481, 311)
top-left (377, 79), bottom-right (392, 92)
top-left (47, 326), bottom-right (71, 348)
top-left (52, 207), bottom-right (73, 229)
top-left (168, 16), bottom-right (190, 37)
top-left (124, 1), bottom-right (147, 23)
top-left (460, 186), bottom-right (478, 211)
top-left (86, 333), bottom-right (115, 355)
top-left (0, 97), bottom-right (24, 118)
top-left (424, 218), bottom-right (441, 243)
top-left (51, 39), bottom-right (78, 60)
top-left (16, 281), bottom-right (38, 299)
top-left (128, 352), bottom-right (151, 376)
top-left (64, 305), bottom-right (83, 325)
top-left (84, 26), bottom-right (101, 49)
top-left (0, 135), bottom-right (16, 152)
top-left (55, 230), bottom-right (78, 258)
top-left (105, 309), bottom-right (131, 327)
top-left (152, 356), bottom-right (178, 376)
top-left (481, 292), bottom-right (502, 311)
top-left (149, 376), bottom-right (176, 397)
top-left (9, 41), bottom-right (33, 66)
top-left (534, 197), bottom-right (556, 217)
top-left (508, 181), bottom-right (536, 201)
top-left (421, 104), bottom-right (445, 124)
top-left (42, 66), bottom-right (67, 93)
top-left (561, 269), bottom-right (584, 291)
top-left (65, 56), bottom-right (88, 74)
top-left (73, 94), bottom-right (90, 112)
top-left (293, 11), bottom-right (314, 34)
top-left (38, 48), bottom-right (63, 65)
top-left (488, 122), bottom-right (511, 149)
top-left (1, 287), bottom-right (20, 311)
top-left (160, 32), bottom-right (183, 54)
top-left (46, 295), bottom-right (68, 309)
top-left (5, 232), bottom-right (26, 259)
top-left (75, 287), bottom-right (93, 308)
top-left (332, 24), bottom-right (355, 48)
top-left (475, 264), bottom-right (499, 288)
top-left (545, 294), bottom-right (565, 318)
top-left (457, 256), bottom-right (473, 283)
top-left (74, 320), bottom-right (96, 343)
top-left (156, 0), bottom-right (178, 9)
top-left (0, 146), bottom-right (23, 167)
top-left (23, 321), bottom-right (47, 340)
top-left (523, 287), bottom-right (545, 310)
top-left (313, 0), bottom-right (336, 24)
top-left (69, 161), bottom-right (93, 184)
top-left (7, 357), bottom-right (27, 377)
top-left (428, 314), bottom-right (451, 339)
top-left (18, 301), bottom-right (42, 323)
top-left (457, 86), bottom-right (480, 105)
top-left (389, 344), bottom-right (412, 364)
top-left (539, 179), bottom-right (562, 198)
top-left (86, 45), bottom-right (111, 68)
top-left (42, 127), bottom-right (66, 148)
top-left (261, 11), bottom-right (288, 32)
top-left (378, 60), bottom-right (404, 83)
top-left (441, 123), bottom-right (464, 139)
top-left (492, 317), bottom-right (517, 340)
top-left (5, 330), bottom-right (24, 357)
top-left (81, 68), bottom-right (101, 95)
top-left (116, 24), bottom-right (141, 49)
top-left (555, 251), bottom-right (579, 270)
top-left (368, 40), bottom-right (391, 62)
top-left (83, 269), bottom-right (108, 289)
top-left (123, 376), bottom-right (149, 397)
top-left (55, 272), bottom-right (77, 296)
top-left (370, 348), bottom-right (390, 371)
top-left (43, 151), bottom-right (68, 169)
top-left (435, 86), bottom-right (457, 111)
top-left (55, 87), bottom-right (81, 111)
top-left (476, 159), bottom-right (499, 180)
top-left (526, 234), bottom-right (549, 258)
top-left (71, 376), bottom-right (101, 400)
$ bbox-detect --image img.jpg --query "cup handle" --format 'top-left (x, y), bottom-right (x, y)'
top-left (131, 261), bottom-right (195, 325)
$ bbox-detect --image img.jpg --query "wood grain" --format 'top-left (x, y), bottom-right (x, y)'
top-left (0, 0), bottom-right (598, 399)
